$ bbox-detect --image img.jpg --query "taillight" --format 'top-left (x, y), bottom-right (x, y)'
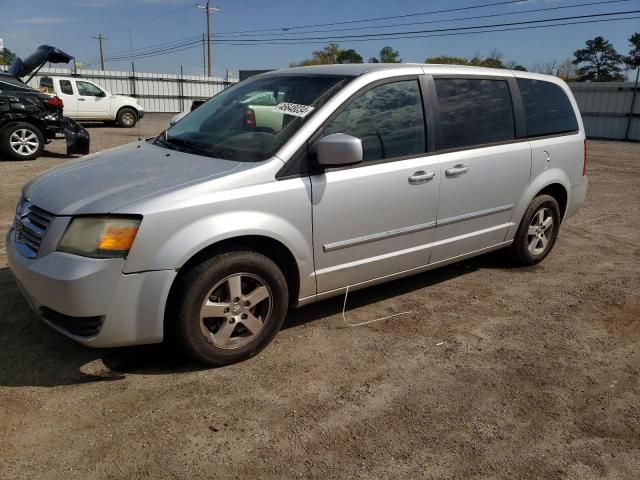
top-left (46, 96), bottom-right (64, 109)
top-left (245, 108), bottom-right (255, 128)
top-left (582, 139), bottom-right (587, 176)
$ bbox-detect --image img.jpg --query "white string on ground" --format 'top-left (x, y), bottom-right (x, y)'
top-left (340, 284), bottom-right (413, 327)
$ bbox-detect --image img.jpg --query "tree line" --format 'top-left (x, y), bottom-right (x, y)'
top-left (292, 33), bottom-right (640, 82)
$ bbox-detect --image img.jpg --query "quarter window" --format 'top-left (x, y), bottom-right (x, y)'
top-left (517, 78), bottom-right (578, 137)
top-left (434, 78), bottom-right (515, 150)
top-left (59, 80), bottom-right (73, 95)
top-left (324, 80), bottom-right (426, 162)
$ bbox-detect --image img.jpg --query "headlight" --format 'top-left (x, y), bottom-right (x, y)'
top-left (58, 216), bottom-right (141, 258)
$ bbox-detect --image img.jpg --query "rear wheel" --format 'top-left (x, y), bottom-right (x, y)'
top-left (174, 250), bottom-right (289, 366)
top-left (116, 108), bottom-right (137, 128)
top-left (510, 194), bottom-right (561, 265)
top-left (0, 122), bottom-right (44, 160)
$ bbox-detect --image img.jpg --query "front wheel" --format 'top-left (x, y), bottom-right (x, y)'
top-left (510, 194), bottom-right (561, 266)
top-left (174, 250), bottom-right (289, 366)
top-left (0, 122), bottom-right (45, 160)
top-left (116, 108), bottom-right (138, 128)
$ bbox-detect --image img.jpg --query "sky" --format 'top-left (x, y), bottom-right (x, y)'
top-left (0, 0), bottom-right (638, 76)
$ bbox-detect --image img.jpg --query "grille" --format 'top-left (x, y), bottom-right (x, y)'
top-left (15, 201), bottom-right (55, 257)
top-left (40, 307), bottom-right (104, 337)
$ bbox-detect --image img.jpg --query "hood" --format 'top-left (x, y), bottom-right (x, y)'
top-left (23, 140), bottom-right (242, 215)
top-left (9, 45), bottom-right (73, 79)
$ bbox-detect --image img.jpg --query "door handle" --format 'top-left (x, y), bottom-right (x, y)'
top-left (445, 164), bottom-right (470, 177)
top-left (78, 98), bottom-right (86, 101)
top-left (408, 171), bottom-right (435, 185)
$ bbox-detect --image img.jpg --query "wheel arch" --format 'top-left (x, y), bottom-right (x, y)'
top-left (163, 234), bottom-right (302, 339)
top-left (507, 169), bottom-right (571, 240)
top-left (536, 183), bottom-right (568, 220)
top-left (116, 105), bottom-right (138, 121)
top-left (0, 117), bottom-right (46, 135)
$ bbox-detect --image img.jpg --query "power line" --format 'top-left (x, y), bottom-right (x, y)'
top-left (84, 0), bottom-right (633, 63)
top-left (93, 10), bottom-right (638, 62)
top-left (197, 10), bottom-right (640, 43)
top-left (210, 15), bottom-right (640, 46)
top-left (102, 4), bottom-right (195, 35)
top-left (213, 0), bottom-right (524, 35)
top-left (93, 14), bottom-right (640, 68)
top-left (211, 0), bottom-right (633, 38)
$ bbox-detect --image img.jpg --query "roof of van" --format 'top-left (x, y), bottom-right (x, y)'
top-left (267, 63), bottom-right (560, 82)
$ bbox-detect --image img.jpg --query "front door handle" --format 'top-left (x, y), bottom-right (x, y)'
top-left (408, 171), bottom-right (435, 185)
top-left (445, 164), bottom-right (470, 177)
top-left (78, 98), bottom-right (86, 101)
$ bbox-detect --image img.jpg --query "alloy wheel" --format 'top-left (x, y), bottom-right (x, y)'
top-left (199, 273), bottom-right (273, 350)
top-left (9, 129), bottom-right (40, 156)
top-left (527, 207), bottom-right (554, 256)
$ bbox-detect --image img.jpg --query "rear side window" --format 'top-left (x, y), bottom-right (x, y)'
top-left (40, 77), bottom-right (54, 93)
top-left (517, 78), bottom-right (578, 137)
top-left (324, 80), bottom-right (426, 162)
top-left (434, 78), bottom-right (515, 150)
top-left (59, 80), bottom-right (73, 95)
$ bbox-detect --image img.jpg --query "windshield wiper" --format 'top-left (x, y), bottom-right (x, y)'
top-left (152, 131), bottom-right (179, 151)
top-left (163, 136), bottom-right (215, 157)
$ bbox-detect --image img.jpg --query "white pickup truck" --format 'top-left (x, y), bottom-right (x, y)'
top-left (39, 76), bottom-right (144, 128)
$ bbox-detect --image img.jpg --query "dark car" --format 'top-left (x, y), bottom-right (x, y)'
top-left (0, 45), bottom-right (89, 161)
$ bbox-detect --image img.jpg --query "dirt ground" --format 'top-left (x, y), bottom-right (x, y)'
top-left (0, 116), bottom-right (638, 479)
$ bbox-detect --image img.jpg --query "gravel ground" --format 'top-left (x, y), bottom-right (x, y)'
top-left (0, 115), bottom-right (638, 479)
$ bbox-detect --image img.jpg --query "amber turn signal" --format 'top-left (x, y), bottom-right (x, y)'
top-left (98, 225), bottom-right (139, 251)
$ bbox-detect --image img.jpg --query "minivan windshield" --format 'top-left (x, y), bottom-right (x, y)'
top-left (161, 74), bottom-right (351, 162)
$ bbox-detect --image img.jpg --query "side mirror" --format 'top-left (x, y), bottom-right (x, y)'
top-left (316, 133), bottom-right (363, 167)
top-left (98, 90), bottom-right (106, 97)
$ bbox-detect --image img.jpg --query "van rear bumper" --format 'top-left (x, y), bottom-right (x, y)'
top-left (566, 176), bottom-right (588, 220)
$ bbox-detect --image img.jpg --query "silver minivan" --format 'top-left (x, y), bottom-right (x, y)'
top-left (7, 64), bottom-right (588, 365)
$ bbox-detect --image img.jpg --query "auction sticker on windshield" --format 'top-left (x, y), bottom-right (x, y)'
top-left (272, 103), bottom-right (315, 118)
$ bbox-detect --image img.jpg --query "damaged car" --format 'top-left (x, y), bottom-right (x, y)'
top-left (0, 45), bottom-right (89, 160)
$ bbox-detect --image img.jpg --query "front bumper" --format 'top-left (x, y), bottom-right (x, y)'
top-left (138, 109), bottom-right (145, 120)
top-left (6, 228), bottom-right (176, 348)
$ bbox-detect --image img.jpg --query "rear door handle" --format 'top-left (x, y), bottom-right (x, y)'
top-left (78, 98), bottom-right (86, 101)
top-left (445, 164), bottom-right (470, 177)
top-left (408, 171), bottom-right (435, 185)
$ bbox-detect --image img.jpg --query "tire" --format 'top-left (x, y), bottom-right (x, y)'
top-left (0, 122), bottom-right (45, 161)
top-left (174, 250), bottom-right (289, 366)
top-left (510, 194), bottom-right (561, 266)
top-left (116, 108), bottom-right (137, 128)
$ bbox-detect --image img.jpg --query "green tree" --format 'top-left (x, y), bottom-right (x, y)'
top-left (336, 49), bottom-right (363, 64)
top-left (378, 46), bottom-right (401, 63)
top-left (292, 43), bottom-right (365, 66)
top-left (573, 36), bottom-right (624, 81)
top-left (479, 49), bottom-right (505, 69)
top-left (625, 32), bottom-right (640, 69)
top-left (425, 55), bottom-right (469, 65)
top-left (0, 47), bottom-right (17, 66)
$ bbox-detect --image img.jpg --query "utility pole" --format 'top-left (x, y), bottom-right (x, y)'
top-left (202, 33), bottom-right (207, 76)
top-left (92, 33), bottom-right (108, 70)
top-left (197, 2), bottom-right (220, 77)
